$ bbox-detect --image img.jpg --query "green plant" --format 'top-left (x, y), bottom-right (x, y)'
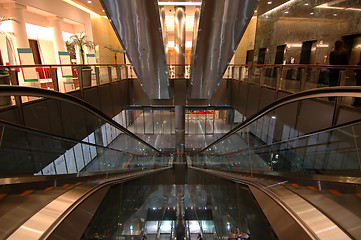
top-left (104, 44), bottom-right (124, 64)
top-left (67, 33), bottom-right (95, 64)
top-left (0, 68), bottom-right (8, 75)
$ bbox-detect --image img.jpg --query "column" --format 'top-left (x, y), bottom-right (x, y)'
top-left (159, 6), bottom-right (168, 62)
top-left (175, 105), bottom-right (185, 160)
top-left (49, 16), bottom-right (65, 64)
top-left (174, 6), bottom-right (185, 78)
top-left (190, 6), bottom-right (200, 68)
top-left (175, 185), bottom-right (185, 240)
top-left (174, 6), bottom-right (186, 162)
top-left (7, 3), bottom-right (29, 49)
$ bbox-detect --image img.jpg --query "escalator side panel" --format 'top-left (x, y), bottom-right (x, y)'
top-left (46, 186), bottom-right (110, 240)
top-left (249, 185), bottom-right (313, 240)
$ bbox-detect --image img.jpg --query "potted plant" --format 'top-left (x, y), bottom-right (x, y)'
top-left (0, 16), bottom-right (17, 106)
top-left (0, 67), bottom-right (11, 106)
top-left (66, 33), bottom-right (95, 87)
top-left (104, 44), bottom-right (125, 65)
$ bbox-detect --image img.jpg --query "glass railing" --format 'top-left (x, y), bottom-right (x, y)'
top-left (0, 86), bottom-right (164, 176)
top-left (194, 120), bottom-right (361, 175)
top-left (193, 88), bottom-right (361, 176)
top-left (0, 64), bottom-right (129, 98)
top-left (231, 64), bottom-right (361, 93)
top-left (2, 63), bottom-right (361, 106)
top-left (0, 120), bottom-right (166, 177)
top-left (0, 85), bottom-right (159, 151)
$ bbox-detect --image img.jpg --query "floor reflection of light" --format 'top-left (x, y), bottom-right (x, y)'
top-left (160, 220), bottom-right (173, 233)
top-left (145, 221), bottom-right (158, 234)
top-left (188, 221), bottom-right (201, 233)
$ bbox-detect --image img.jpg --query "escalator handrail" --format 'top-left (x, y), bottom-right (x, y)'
top-left (191, 166), bottom-right (352, 240)
top-left (6, 167), bottom-right (171, 240)
top-left (201, 86), bottom-right (361, 152)
top-left (0, 85), bottom-right (162, 154)
top-left (0, 118), bottom-right (156, 155)
top-left (203, 118), bottom-right (361, 155)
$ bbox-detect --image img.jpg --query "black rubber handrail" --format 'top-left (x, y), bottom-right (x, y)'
top-left (0, 119), bottom-right (152, 155)
top-left (201, 86), bottom-right (361, 152)
top-left (204, 118), bottom-right (361, 156)
top-left (0, 85), bottom-right (162, 154)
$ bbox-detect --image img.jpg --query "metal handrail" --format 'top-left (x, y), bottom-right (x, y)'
top-left (201, 86), bottom-right (361, 152)
top-left (7, 167), bottom-right (171, 240)
top-left (190, 166), bottom-right (351, 240)
top-left (202, 118), bottom-right (361, 156)
top-left (2, 63), bottom-right (361, 69)
top-left (230, 63), bottom-right (361, 69)
top-left (0, 85), bottom-right (162, 154)
top-left (0, 119), bottom-right (153, 156)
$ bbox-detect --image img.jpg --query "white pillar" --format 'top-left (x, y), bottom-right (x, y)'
top-left (7, 3), bottom-right (29, 49)
top-left (49, 16), bottom-right (65, 64)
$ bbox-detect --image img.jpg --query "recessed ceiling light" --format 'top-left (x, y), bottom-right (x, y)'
top-left (87, 0), bottom-right (92, 3)
top-left (333, 13), bottom-right (337, 16)
top-left (305, 3), bottom-right (309, 5)
top-left (102, 9), bottom-right (105, 12)
top-left (285, 11), bottom-right (289, 13)
top-left (268, 1), bottom-right (272, 4)
top-left (310, 12), bottom-right (314, 15)
top-left (254, 10), bottom-right (258, 12)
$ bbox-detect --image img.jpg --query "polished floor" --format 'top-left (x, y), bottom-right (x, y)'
top-left (125, 111), bottom-right (235, 150)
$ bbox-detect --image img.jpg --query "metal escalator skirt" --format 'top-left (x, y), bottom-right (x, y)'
top-left (100, 0), bottom-right (170, 100)
top-left (190, 0), bottom-right (259, 99)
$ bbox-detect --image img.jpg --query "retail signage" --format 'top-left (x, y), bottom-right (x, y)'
top-left (17, 48), bottom-right (38, 84)
top-left (58, 51), bottom-right (73, 78)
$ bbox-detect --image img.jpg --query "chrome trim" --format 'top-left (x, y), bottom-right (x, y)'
top-left (190, 6), bottom-right (200, 78)
top-left (201, 86), bottom-right (361, 152)
top-left (174, 6), bottom-right (186, 78)
top-left (0, 86), bottom-right (162, 153)
top-left (7, 168), bottom-right (170, 239)
top-left (190, 0), bottom-right (259, 99)
top-left (191, 167), bottom-right (351, 240)
top-left (206, 118), bottom-right (361, 156)
top-left (100, 0), bottom-right (170, 99)
top-left (159, 6), bottom-right (168, 60)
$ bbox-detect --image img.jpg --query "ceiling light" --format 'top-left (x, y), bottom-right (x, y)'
top-left (158, 1), bottom-right (202, 6)
top-left (310, 12), bottom-right (314, 15)
top-left (102, 9), bottom-right (105, 12)
top-left (63, 0), bottom-right (100, 16)
top-left (87, 0), bottom-right (92, 3)
top-left (333, 13), bottom-right (337, 16)
top-left (285, 11), bottom-right (289, 13)
top-left (316, 3), bottom-right (361, 11)
top-left (263, 0), bottom-right (296, 15)
top-left (305, 3), bottom-right (309, 5)
top-left (268, 1), bottom-right (272, 4)
top-left (254, 10), bottom-right (258, 12)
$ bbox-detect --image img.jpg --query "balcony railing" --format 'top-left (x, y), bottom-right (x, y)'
top-left (1, 63), bottom-right (361, 106)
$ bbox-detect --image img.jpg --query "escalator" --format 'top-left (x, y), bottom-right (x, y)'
top-left (0, 86), bottom-right (361, 239)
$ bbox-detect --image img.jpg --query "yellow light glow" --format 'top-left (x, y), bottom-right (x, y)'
top-left (62, 0), bottom-right (101, 16)
top-left (316, 4), bottom-right (361, 11)
top-left (26, 23), bottom-right (52, 40)
top-left (0, 21), bottom-right (12, 34)
top-left (316, 44), bottom-right (329, 48)
top-left (287, 43), bottom-right (302, 48)
top-left (168, 41), bottom-right (175, 48)
top-left (158, 2), bottom-right (202, 6)
top-left (263, 0), bottom-right (296, 15)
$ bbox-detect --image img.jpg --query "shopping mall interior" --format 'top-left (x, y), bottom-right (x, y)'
top-left (0, 0), bottom-right (361, 239)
